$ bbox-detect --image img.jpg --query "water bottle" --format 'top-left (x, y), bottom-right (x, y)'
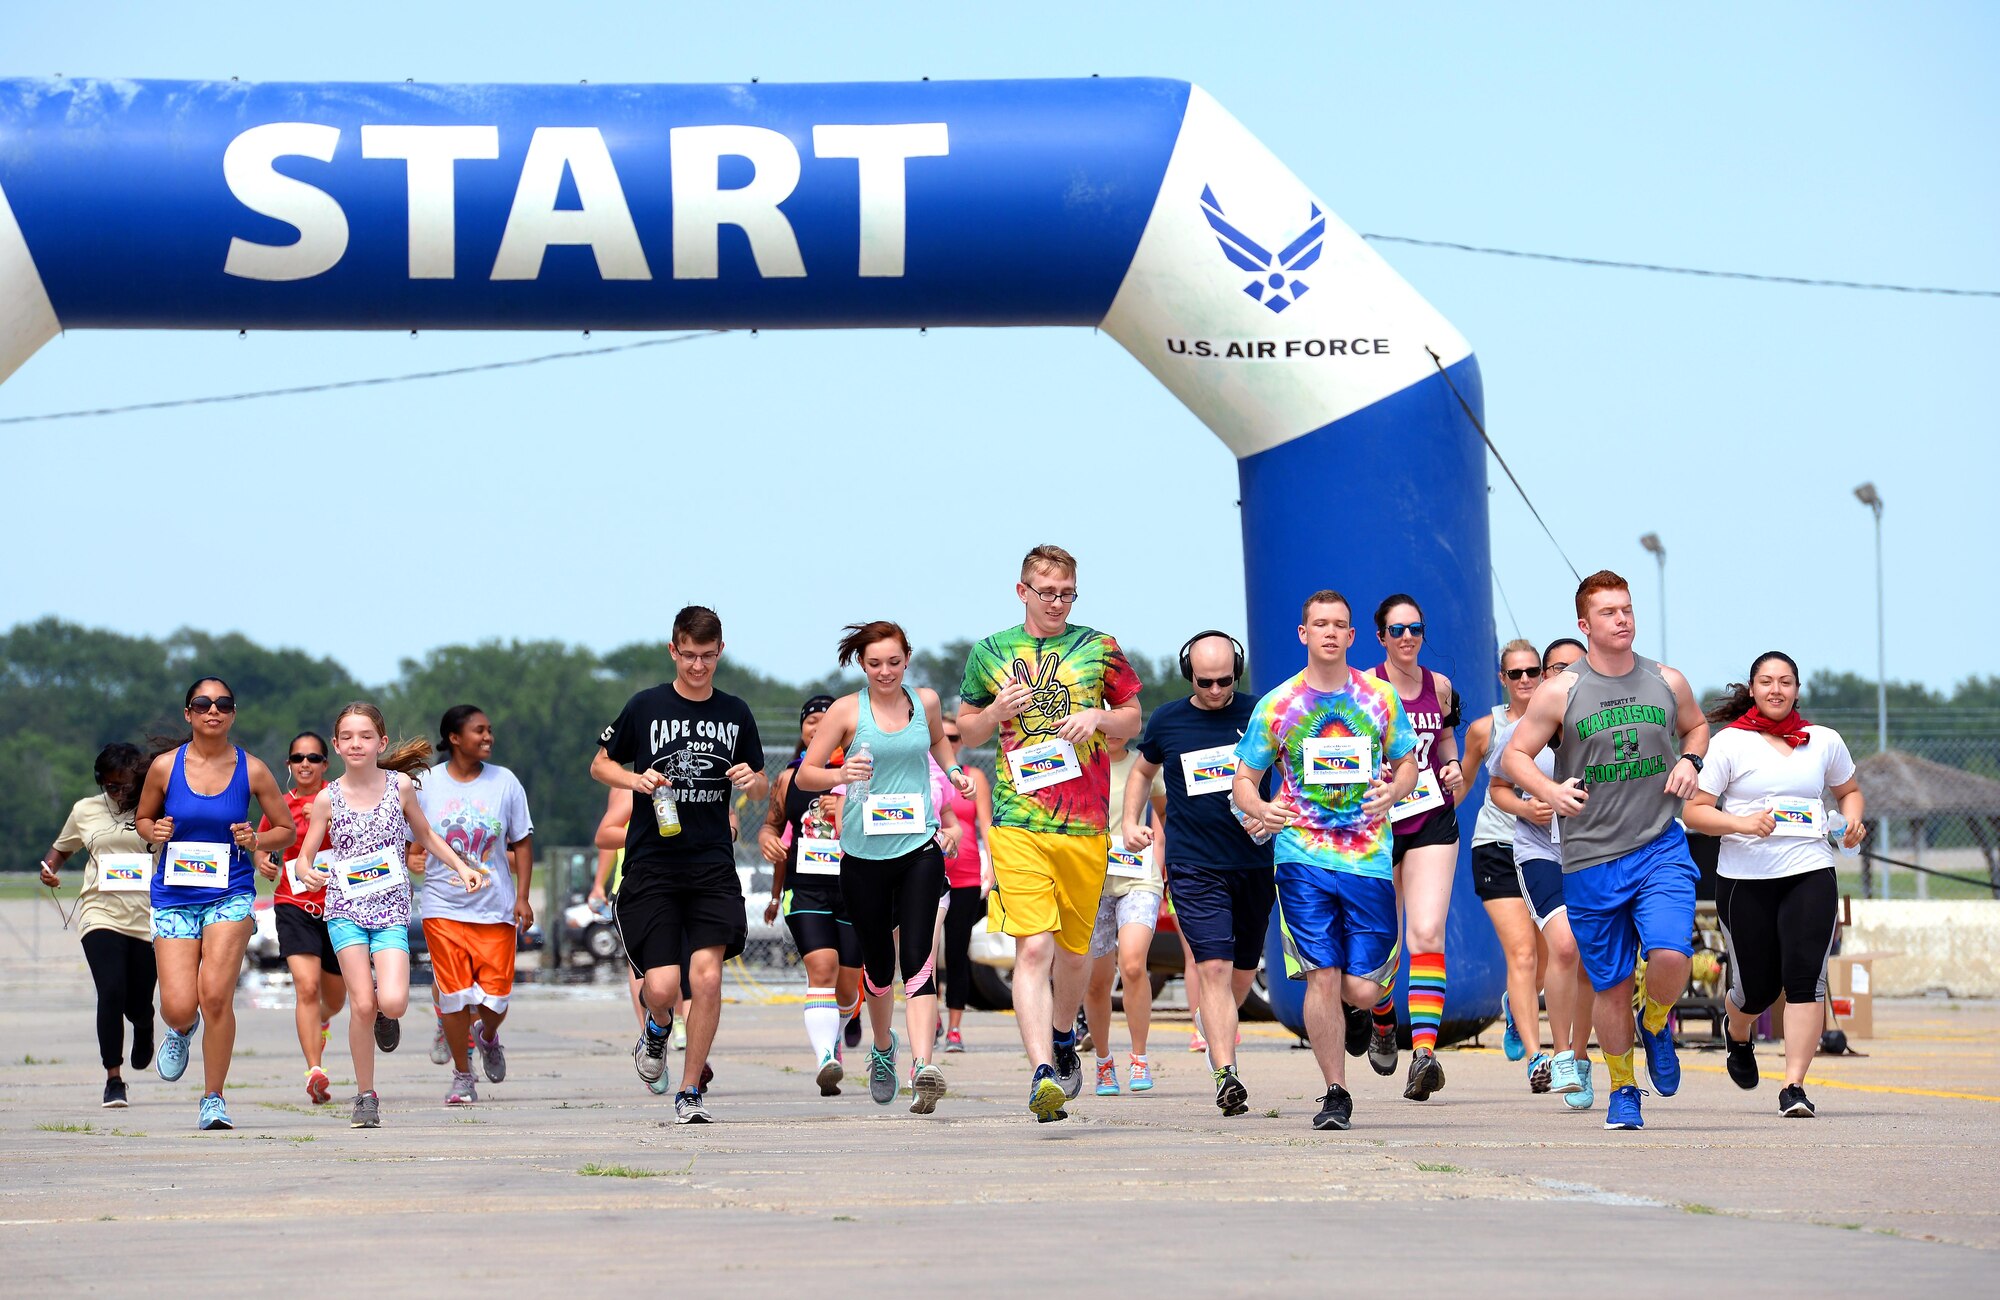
top-left (1229, 789), bottom-right (1275, 846)
top-left (651, 782), bottom-right (682, 838)
top-left (1826, 810), bottom-right (1859, 857)
top-left (847, 742), bottom-right (873, 802)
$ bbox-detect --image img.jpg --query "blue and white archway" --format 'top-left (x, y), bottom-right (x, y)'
top-left (0, 76), bottom-right (1500, 1040)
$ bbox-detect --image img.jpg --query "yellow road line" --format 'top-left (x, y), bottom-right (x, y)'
top-left (1676, 1060), bottom-right (2000, 1104)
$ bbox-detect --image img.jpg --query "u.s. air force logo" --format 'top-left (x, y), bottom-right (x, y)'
top-left (1199, 185), bottom-right (1325, 315)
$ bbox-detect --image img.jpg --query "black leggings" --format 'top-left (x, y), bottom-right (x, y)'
top-left (840, 844), bottom-right (946, 1000)
top-left (79, 929), bottom-right (157, 1071)
top-left (1716, 868), bottom-right (1839, 1016)
top-left (943, 884), bottom-right (984, 1011)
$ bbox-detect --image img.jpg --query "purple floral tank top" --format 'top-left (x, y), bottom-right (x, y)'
top-left (324, 772), bottom-right (413, 929)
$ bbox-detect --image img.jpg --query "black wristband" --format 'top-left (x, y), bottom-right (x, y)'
top-left (1679, 752), bottom-right (1704, 774)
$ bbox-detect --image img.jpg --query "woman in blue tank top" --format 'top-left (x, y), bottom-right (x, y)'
top-left (134, 676), bottom-right (295, 1131)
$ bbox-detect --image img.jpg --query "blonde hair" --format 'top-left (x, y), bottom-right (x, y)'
top-left (1020, 544), bottom-right (1077, 582)
top-left (334, 701), bottom-right (433, 782)
top-left (1499, 638), bottom-right (1538, 664)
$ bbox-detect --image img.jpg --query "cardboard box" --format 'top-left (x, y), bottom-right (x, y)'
top-left (1762, 951), bottom-right (1897, 1041)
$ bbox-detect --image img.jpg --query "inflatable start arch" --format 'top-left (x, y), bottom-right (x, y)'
top-left (0, 76), bottom-right (1500, 1038)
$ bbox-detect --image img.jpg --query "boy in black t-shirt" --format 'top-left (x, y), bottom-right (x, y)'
top-left (591, 606), bottom-right (767, 1123)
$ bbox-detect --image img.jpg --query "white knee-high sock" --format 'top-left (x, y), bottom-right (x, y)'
top-left (805, 987), bottom-right (840, 1060)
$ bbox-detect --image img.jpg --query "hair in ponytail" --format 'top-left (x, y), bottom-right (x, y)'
top-left (334, 701), bottom-right (435, 783)
top-left (1702, 650), bottom-right (1800, 728)
top-left (435, 704), bottom-right (487, 761)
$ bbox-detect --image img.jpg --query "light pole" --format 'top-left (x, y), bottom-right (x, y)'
top-left (1638, 533), bottom-right (1666, 662)
top-left (1854, 484), bottom-right (1886, 756)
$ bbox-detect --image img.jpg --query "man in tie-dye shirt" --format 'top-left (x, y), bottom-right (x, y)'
top-left (1232, 589), bottom-right (1417, 1132)
top-left (958, 544), bottom-right (1143, 1123)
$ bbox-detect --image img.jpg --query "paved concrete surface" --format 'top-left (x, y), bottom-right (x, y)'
top-left (4, 942), bottom-right (1997, 1296)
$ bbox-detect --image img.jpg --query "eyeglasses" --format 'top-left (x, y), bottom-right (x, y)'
top-left (288, 752), bottom-right (327, 764)
top-left (675, 650), bottom-right (721, 666)
top-left (1504, 666), bottom-right (1543, 681)
top-left (188, 695), bottom-right (236, 714)
top-left (1026, 586), bottom-right (1078, 605)
top-left (1384, 623), bottom-right (1425, 639)
top-left (1194, 675), bottom-right (1235, 689)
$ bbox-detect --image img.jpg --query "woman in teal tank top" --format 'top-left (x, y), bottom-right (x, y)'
top-left (797, 621), bottom-right (974, 1116)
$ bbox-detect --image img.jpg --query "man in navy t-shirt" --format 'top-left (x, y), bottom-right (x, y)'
top-left (1123, 632), bottom-right (1274, 1118)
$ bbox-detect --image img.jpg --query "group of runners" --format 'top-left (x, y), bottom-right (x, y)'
top-left (36, 544), bottom-right (1867, 1132)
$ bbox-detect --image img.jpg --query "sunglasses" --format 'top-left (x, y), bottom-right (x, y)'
top-left (289, 752), bottom-right (328, 764)
top-left (188, 695), bottom-right (236, 714)
top-left (1194, 675), bottom-right (1235, 689)
top-left (1384, 623), bottom-right (1425, 639)
top-left (1504, 666), bottom-right (1544, 681)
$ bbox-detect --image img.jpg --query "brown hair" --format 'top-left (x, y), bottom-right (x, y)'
top-left (1499, 638), bottom-right (1538, 664)
top-left (836, 620), bottom-right (912, 668)
top-left (1299, 589), bottom-right (1350, 624)
top-left (672, 605), bottom-right (723, 646)
top-left (1574, 570), bottom-right (1631, 620)
top-left (333, 701), bottom-right (434, 782)
top-left (1019, 544), bottom-right (1077, 581)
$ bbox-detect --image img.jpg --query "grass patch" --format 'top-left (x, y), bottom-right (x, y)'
top-left (833, 1215), bottom-right (857, 1222)
top-left (20, 1054), bottom-right (59, 1066)
top-left (555, 1101), bottom-right (606, 1110)
top-left (1416, 1162), bottom-right (1463, 1174)
top-left (35, 1121), bottom-right (96, 1133)
top-left (452, 1115), bottom-right (487, 1124)
top-left (1263, 1108), bottom-right (1282, 1118)
top-left (1681, 1202), bottom-right (1719, 1216)
top-left (289, 1135), bottom-right (316, 1144)
top-left (578, 1162), bottom-right (666, 1179)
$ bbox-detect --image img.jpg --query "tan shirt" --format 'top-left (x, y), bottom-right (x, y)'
top-left (53, 793), bottom-right (153, 941)
top-left (1106, 750), bottom-right (1167, 898)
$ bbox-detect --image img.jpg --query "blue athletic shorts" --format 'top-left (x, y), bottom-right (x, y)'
top-left (1273, 863), bottom-right (1397, 984)
top-left (151, 891), bottom-right (254, 940)
top-left (1515, 857), bottom-right (1566, 929)
top-left (1166, 862), bottom-right (1276, 969)
top-left (326, 916), bottom-right (411, 956)
top-left (1564, 823), bottom-right (1698, 992)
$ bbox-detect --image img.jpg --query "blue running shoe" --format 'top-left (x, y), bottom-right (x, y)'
top-left (1635, 1010), bottom-right (1681, 1097)
top-left (1604, 1084), bottom-right (1645, 1130)
top-left (1565, 1056), bottom-right (1596, 1111)
top-left (1501, 993), bottom-right (1525, 1062)
top-left (1029, 1064), bottom-right (1068, 1123)
top-left (198, 1092), bottom-right (232, 1131)
top-left (1527, 1052), bottom-right (1553, 1094)
top-left (157, 1010), bottom-right (199, 1083)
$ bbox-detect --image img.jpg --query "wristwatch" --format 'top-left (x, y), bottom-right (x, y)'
top-left (1678, 752), bottom-right (1704, 774)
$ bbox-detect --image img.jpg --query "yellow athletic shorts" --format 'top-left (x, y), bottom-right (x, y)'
top-left (986, 825), bottom-right (1109, 955)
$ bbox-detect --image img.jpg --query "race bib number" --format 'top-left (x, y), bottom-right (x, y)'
top-left (1107, 837), bottom-right (1149, 879)
top-left (796, 837), bottom-right (842, 876)
top-left (1008, 738), bottom-right (1082, 793)
top-left (96, 852), bottom-right (152, 893)
top-left (1180, 744), bottom-right (1237, 796)
top-left (1302, 736), bottom-right (1370, 786)
top-left (862, 792), bottom-right (925, 836)
top-left (1767, 796), bottom-right (1825, 839)
top-left (285, 851), bottom-right (332, 896)
top-left (1391, 769), bottom-right (1446, 819)
top-left (161, 841), bottom-right (231, 890)
top-left (331, 846), bottom-right (407, 901)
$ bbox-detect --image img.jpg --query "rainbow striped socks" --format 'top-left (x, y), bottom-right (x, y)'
top-left (804, 987), bottom-right (840, 1061)
top-left (1408, 952), bottom-right (1447, 1054)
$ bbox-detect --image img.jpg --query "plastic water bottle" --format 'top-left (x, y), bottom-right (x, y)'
top-left (847, 742), bottom-right (873, 803)
top-left (651, 782), bottom-right (682, 838)
top-left (1826, 810), bottom-right (1859, 857)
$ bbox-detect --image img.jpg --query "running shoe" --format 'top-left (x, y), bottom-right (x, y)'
top-left (446, 1071), bottom-right (479, 1106)
top-left (844, 1013), bottom-right (863, 1050)
top-left (633, 1019), bottom-right (672, 1096)
top-left (1604, 1084), bottom-right (1645, 1130)
top-left (1052, 1035), bottom-right (1084, 1100)
top-left (428, 1012), bottom-right (450, 1065)
top-left (1095, 1058), bottom-right (1119, 1097)
top-left (1344, 1003), bottom-right (1372, 1058)
top-left (1028, 1064), bottom-right (1068, 1123)
top-left (1501, 992), bottom-right (1526, 1062)
top-left (1214, 1066), bottom-right (1249, 1117)
top-left (156, 1011), bottom-right (198, 1083)
top-left (130, 1019), bottom-right (154, 1071)
top-left (1188, 1031), bottom-right (1209, 1055)
top-left (102, 1078), bottom-right (128, 1109)
top-left (1550, 1050), bottom-right (1582, 1096)
top-left (199, 1092), bottom-right (233, 1131)
top-left (867, 1031), bottom-right (899, 1106)
top-left (1367, 1022), bottom-right (1398, 1077)
top-left (1565, 1057), bottom-right (1596, 1111)
top-left (909, 1062), bottom-right (947, 1115)
top-left (816, 1049), bottom-right (844, 1097)
top-left (474, 1025), bottom-right (506, 1084)
top-left (374, 1012), bottom-right (401, 1054)
top-left (1312, 1084), bottom-right (1353, 1131)
top-left (351, 1090), bottom-right (380, 1128)
top-left (672, 1019), bottom-right (688, 1052)
top-left (943, 1028), bottom-right (965, 1054)
top-left (1128, 1057), bottom-right (1153, 1092)
top-left (306, 1065), bottom-right (332, 1105)
top-left (1778, 1084), bottom-right (1817, 1118)
top-left (674, 1089), bottom-right (712, 1124)
top-left (1724, 1031), bottom-right (1760, 1090)
top-left (1634, 1009), bottom-right (1681, 1097)
top-left (1527, 1052), bottom-right (1553, 1094)
top-left (1403, 1048), bottom-right (1446, 1101)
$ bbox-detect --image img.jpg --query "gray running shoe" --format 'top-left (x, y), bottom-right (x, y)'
top-left (351, 1090), bottom-right (381, 1128)
top-left (1367, 1022), bottom-right (1398, 1077)
top-left (445, 1071), bottom-right (478, 1106)
top-left (674, 1089), bottom-right (712, 1124)
top-left (867, 1031), bottom-right (899, 1106)
top-left (1053, 1037), bottom-right (1084, 1100)
top-left (475, 1026), bottom-right (506, 1083)
top-left (909, 1062), bottom-right (947, 1115)
top-left (1404, 1048), bottom-right (1446, 1101)
top-left (374, 1012), bottom-right (401, 1054)
top-left (815, 1050), bottom-right (844, 1097)
top-left (1214, 1066), bottom-right (1250, 1117)
top-left (428, 1013), bottom-right (451, 1065)
top-left (634, 1022), bottom-right (672, 1096)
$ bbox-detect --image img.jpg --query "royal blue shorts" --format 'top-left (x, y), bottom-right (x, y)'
top-left (1166, 862), bottom-right (1276, 969)
top-left (1564, 823), bottom-right (1698, 992)
top-left (1273, 864), bottom-right (1397, 984)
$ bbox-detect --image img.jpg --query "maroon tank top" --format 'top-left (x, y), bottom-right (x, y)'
top-left (1371, 664), bottom-right (1454, 833)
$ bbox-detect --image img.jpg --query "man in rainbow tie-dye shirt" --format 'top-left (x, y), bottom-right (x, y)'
top-left (1233, 589), bottom-right (1417, 1133)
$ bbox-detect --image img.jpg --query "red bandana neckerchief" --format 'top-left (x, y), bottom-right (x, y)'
top-left (1728, 708), bottom-right (1811, 749)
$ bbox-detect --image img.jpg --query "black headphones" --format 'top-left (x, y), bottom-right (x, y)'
top-left (1178, 630), bottom-right (1247, 683)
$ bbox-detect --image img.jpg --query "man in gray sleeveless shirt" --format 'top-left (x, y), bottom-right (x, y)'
top-left (1502, 571), bottom-right (1708, 1132)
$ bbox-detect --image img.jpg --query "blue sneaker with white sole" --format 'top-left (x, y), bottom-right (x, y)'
top-left (1635, 1010), bottom-right (1681, 1097)
top-left (198, 1092), bottom-right (232, 1130)
top-left (1604, 1084), bottom-right (1646, 1130)
top-left (157, 1010), bottom-right (199, 1083)
top-left (1500, 992), bottom-right (1525, 1062)
top-left (1565, 1056), bottom-right (1596, 1110)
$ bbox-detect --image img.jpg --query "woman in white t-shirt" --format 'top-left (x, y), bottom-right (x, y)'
top-left (1684, 650), bottom-right (1865, 1120)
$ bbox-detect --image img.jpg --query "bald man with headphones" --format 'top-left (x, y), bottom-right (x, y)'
top-left (1123, 631), bottom-right (1275, 1117)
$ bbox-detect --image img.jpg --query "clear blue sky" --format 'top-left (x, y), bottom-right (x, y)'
top-left (4, 3), bottom-right (1994, 697)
